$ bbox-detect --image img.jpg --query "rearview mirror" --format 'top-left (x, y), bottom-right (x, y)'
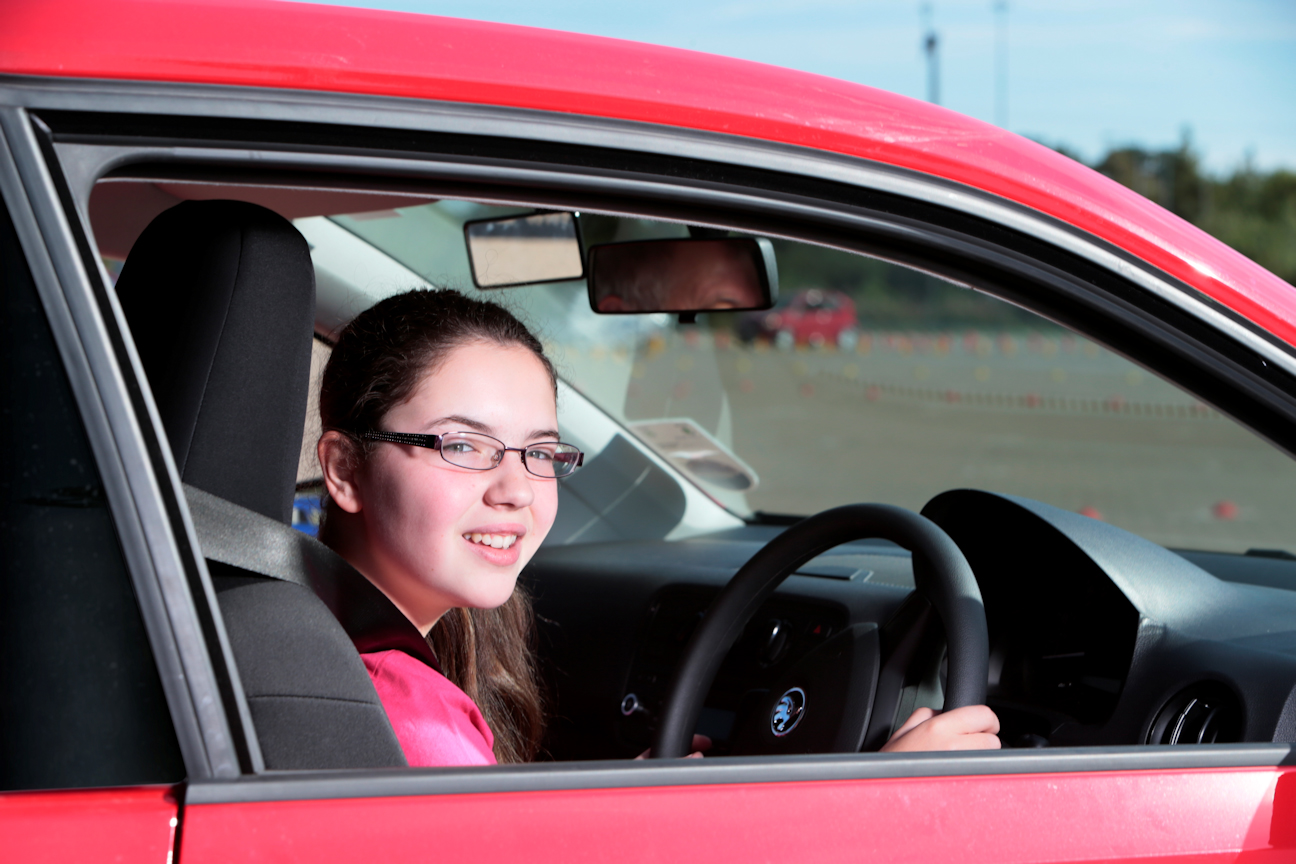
top-left (588, 237), bottom-right (777, 314)
top-left (464, 212), bottom-right (584, 288)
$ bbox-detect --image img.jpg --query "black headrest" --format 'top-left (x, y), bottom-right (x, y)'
top-left (116, 200), bottom-right (315, 524)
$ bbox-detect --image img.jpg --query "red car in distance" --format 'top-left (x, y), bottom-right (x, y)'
top-left (740, 288), bottom-right (860, 349)
top-left (767, 288), bottom-right (860, 349)
top-left (2, 2), bottom-right (1296, 863)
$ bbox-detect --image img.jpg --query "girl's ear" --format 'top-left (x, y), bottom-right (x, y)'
top-left (318, 430), bottom-right (364, 514)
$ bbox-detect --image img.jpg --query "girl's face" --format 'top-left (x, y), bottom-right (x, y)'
top-left (330, 340), bottom-right (560, 631)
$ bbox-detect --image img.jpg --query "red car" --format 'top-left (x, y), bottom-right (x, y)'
top-left (3, 1), bottom-right (1296, 861)
top-left (744, 289), bottom-right (860, 349)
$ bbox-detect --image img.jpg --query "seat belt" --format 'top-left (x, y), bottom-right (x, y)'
top-left (183, 489), bottom-right (414, 770)
top-left (184, 483), bottom-right (347, 589)
top-left (184, 484), bottom-right (435, 667)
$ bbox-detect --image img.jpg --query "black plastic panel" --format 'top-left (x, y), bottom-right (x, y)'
top-left (1176, 549), bottom-right (1296, 592)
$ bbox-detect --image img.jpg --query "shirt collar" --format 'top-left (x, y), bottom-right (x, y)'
top-left (307, 552), bottom-right (441, 672)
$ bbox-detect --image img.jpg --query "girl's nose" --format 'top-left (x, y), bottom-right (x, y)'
top-left (483, 451), bottom-right (535, 508)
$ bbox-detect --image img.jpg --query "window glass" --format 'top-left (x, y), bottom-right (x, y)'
top-left (336, 203), bottom-right (1296, 555)
top-left (0, 195), bottom-right (183, 790)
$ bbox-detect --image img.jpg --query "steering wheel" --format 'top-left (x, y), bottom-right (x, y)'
top-left (650, 504), bottom-right (988, 758)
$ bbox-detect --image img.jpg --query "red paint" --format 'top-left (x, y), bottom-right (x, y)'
top-left (0, 784), bottom-right (178, 864)
top-left (180, 767), bottom-right (1295, 863)
top-left (1, 0), bottom-right (1292, 348)
top-left (1079, 506), bottom-right (1104, 520)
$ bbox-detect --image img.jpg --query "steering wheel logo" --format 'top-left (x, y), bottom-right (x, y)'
top-left (770, 687), bottom-right (806, 737)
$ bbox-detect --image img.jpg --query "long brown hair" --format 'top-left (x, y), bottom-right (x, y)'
top-left (318, 289), bottom-right (553, 764)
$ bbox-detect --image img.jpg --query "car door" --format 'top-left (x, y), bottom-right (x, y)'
top-left (5, 72), bottom-right (1296, 863)
top-left (177, 766), bottom-right (1294, 862)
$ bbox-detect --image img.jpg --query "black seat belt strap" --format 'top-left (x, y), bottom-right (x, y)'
top-left (184, 484), bottom-right (347, 589)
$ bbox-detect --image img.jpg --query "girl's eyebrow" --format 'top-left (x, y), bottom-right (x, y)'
top-left (425, 414), bottom-right (491, 433)
top-left (427, 415), bottom-right (561, 441)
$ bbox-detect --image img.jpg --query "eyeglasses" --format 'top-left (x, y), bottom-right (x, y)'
top-left (359, 430), bottom-right (584, 478)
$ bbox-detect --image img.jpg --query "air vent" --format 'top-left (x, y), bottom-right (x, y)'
top-left (1146, 682), bottom-right (1242, 745)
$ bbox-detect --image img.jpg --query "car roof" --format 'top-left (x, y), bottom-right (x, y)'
top-left (4, 0), bottom-right (1294, 346)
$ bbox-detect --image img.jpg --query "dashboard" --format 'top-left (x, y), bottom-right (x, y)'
top-left (926, 491), bottom-right (1141, 745)
top-left (527, 490), bottom-right (1296, 761)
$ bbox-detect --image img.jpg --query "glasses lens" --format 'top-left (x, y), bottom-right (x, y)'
top-left (439, 433), bottom-right (503, 470)
top-left (524, 443), bottom-right (583, 477)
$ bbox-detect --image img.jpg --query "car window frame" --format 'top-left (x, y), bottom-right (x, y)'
top-left (7, 74), bottom-right (1296, 794)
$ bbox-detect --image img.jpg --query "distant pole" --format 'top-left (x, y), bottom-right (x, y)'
top-left (994, 1), bottom-right (1009, 128)
top-left (923, 3), bottom-right (940, 105)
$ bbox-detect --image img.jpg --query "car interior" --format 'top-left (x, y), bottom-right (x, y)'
top-left (81, 166), bottom-right (1296, 772)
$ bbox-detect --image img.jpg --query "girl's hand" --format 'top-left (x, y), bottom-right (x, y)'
top-left (636, 734), bottom-right (712, 760)
top-left (880, 705), bottom-right (1001, 752)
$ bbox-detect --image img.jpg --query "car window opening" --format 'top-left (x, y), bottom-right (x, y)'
top-left (86, 174), bottom-right (1296, 773)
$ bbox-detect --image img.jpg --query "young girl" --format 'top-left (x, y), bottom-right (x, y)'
top-left (316, 289), bottom-right (557, 765)
top-left (316, 289), bottom-right (998, 767)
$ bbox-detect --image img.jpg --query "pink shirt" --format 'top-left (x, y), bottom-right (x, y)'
top-left (361, 649), bottom-right (496, 767)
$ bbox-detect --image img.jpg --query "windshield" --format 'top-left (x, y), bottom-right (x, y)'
top-left (325, 200), bottom-right (1296, 555)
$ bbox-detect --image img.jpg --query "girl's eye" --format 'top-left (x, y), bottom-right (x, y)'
top-left (525, 447), bottom-right (555, 462)
top-left (444, 441), bottom-right (478, 454)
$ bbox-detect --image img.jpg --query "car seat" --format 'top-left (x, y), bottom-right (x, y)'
top-left (115, 199), bottom-right (407, 770)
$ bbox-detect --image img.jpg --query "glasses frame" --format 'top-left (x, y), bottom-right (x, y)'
top-left (359, 430), bottom-right (584, 478)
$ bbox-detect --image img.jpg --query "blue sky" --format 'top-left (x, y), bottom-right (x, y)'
top-left (300, 0), bottom-right (1296, 173)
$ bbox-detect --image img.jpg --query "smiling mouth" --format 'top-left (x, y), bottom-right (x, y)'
top-left (464, 532), bottom-right (518, 550)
